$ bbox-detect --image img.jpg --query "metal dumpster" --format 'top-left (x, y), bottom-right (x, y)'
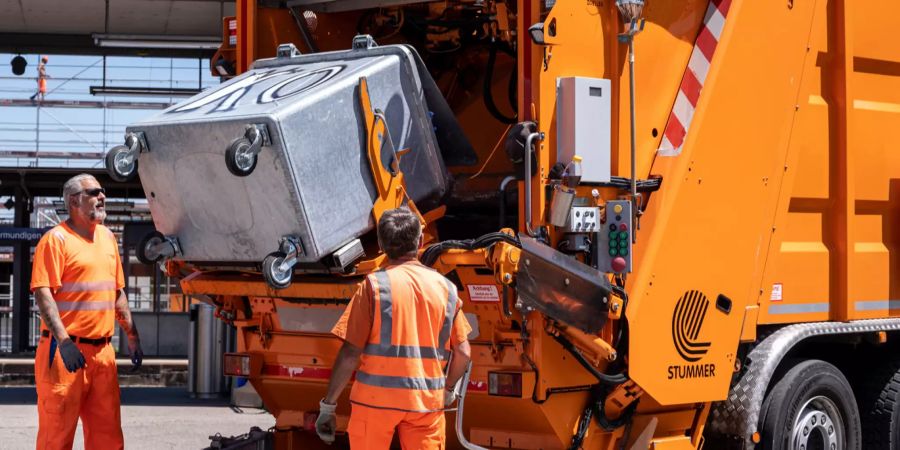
top-left (115, 39), bottom-right (466, 269)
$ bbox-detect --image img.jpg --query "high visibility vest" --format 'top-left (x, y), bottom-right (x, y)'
top-left (31, 223), bottom-right (122, 338)
top-left (350, 262), bottom-right (460, 412)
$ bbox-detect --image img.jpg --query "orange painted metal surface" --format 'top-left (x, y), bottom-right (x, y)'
top-left (187, 0), bottom-right (900, 448)
top-left (756, 0), bottom-right (900, 325)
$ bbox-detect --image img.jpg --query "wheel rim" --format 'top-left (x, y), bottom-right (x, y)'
top-left (143, 237), bottom-right (163, 261)
top-left (234, 144), bottom-right (255, 171)
top-left (791, 395), bottom-right (843, 450)
top-left (269, 257), bottom-right (291, 285)
top-left (114, 150), bottom-right (135, 176)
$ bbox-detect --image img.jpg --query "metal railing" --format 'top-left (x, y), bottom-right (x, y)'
top-left (0, 53), bottom-right (220, 169)
top-left (0, 270), bottom-right (180, 354)
top-left (0, 275), bottom-right (41, 353)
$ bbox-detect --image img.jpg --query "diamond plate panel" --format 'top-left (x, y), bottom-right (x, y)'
top-left (707, 318), bottom-right (900, 449)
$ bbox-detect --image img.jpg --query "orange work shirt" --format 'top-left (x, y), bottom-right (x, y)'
top-left (333, 258), bottom-right (472, 412)
top-left (31, 222), bottom-right (125, 338)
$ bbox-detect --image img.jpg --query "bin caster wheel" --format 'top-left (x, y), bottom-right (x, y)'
top-left (262, 251), bottom-right (293, 289)
top-left (137, 231), bottom-right (166, 265)
top-left (106, 144), bottom-right (138, 182)
top-left (226, 137), bottom-right (258, 177)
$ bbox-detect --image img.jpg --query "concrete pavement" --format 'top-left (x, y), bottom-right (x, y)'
top-left (0, 387), bottom-right (275, 449)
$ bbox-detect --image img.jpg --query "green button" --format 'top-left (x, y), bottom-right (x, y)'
top-left (609, 247), bottom-right (617, 257)
top-left (609, 231), bottom-right (618, 240)
top-left (619, 239), bottom-right (628, 249)
top-left (619, 246), bottom-right (628, 256)
top-left (610, 239), bottom-right (618, 248)
top-left (619, 231), bottom-right (629, 240)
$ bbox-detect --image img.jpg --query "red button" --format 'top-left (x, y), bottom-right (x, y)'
top-left (611, 257), bottom-right (627, 272)
top-left (618, 223), bottom-right (627, 231)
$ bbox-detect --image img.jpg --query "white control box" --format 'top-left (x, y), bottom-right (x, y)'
top-left (565, 206), bottom-right (602, 233)
top-left (556, 77), bottom-right (612, 183)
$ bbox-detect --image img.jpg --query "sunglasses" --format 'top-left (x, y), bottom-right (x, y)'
top-left (73, 187), bottom-right (105, 197)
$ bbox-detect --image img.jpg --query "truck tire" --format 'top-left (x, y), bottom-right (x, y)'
top-left (758, 359), bottom-right (861, 450)
top-left (855, 359), bottom-right (900, 449)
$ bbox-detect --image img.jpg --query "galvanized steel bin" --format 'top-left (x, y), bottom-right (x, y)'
top-left (127, 42), bottom-right (456, 265)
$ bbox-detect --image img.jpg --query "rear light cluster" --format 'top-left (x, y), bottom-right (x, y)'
top-left (224, 353), bottom-right (251, 377)
top-left (228, 19), bottom-right (238, 46)
top-left (488, 371), bottom-right (523, 397)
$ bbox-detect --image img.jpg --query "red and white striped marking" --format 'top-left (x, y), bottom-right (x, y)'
top-left (657, 0), bottom-right (733, 157)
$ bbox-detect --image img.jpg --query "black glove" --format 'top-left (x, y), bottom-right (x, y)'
top-left (128, 337), bottom-right (144, 372)
top-left (58, 339), bottom-right (86, 373)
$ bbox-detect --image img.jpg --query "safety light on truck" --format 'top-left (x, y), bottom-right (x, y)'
top-left (223, 353), bottom-right (250, 377)
top-left (488, 372), bottom-right (523, 397)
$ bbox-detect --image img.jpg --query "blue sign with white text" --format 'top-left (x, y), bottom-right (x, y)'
top-left (0, 227), bottom-right (51, 242)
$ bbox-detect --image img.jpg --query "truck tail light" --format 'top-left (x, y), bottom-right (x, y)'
top-left (227, 18), bottom-right (238, 46)
top-left (488, 371), bottom-right (523, 397)
top-left (224, 353), bottom-right (250, 377)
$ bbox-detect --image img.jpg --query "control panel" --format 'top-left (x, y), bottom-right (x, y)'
top-left (597, 200), bottom-right (632, 273)
top-left (565, 206), bottom-right (601, 233)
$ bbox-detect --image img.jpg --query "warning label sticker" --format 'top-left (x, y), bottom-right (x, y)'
top-left (771, 283), bottom-right (783, 302)
top-left (466, 284), bottom-right (500, 302)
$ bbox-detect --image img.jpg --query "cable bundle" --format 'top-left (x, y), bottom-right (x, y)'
top-left (420, 232), bottom-right (520, 267)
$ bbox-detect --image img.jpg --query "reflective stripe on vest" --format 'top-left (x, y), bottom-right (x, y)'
top-left (56, 300), bottom-right (116, 311)
top-left (357, 269), bottom-right (459, 391)
top-left (356, 371), bottom-right (445, 390)
top-left (361, 271), bottom-right (459, 361)
top-left (58, 280), bottom-right (117, 293)
top-left (438, 277), bottom-right (458, 349)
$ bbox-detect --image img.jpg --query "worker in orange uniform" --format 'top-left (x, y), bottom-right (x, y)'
top-left (316, 207), bottom-right (472, 449)
top-left (31, 173), bottom-right (143, 450)
top-left (29, 55), bottom-right (50, 102)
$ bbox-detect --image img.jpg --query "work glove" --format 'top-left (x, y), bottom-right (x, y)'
top-left (127, 336), bottom-right (144, 372)
top-left (444, 388), bottom-right (459, 409)
top-left (58, 339), bottom-right (86, 373)
top-left (315, 399), bottom-right (337, 444)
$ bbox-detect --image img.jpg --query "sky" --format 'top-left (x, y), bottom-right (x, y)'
top-left (0, 52), bottom-right (221, 169)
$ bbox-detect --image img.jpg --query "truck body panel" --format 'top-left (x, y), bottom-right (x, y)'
top-left (117, 0), bottom-right (900, 448)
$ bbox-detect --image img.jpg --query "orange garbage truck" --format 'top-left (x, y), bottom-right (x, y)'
top-left (104, 0), bottom-right (900, 448)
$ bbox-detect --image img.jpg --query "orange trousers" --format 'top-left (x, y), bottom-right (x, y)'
top-left (34, 336), bottom-right (123, 450)
top-left (348, 403), bottom-right (445, 450)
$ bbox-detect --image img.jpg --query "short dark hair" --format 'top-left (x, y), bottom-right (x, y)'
top-left (377, 207), bottom-right (422, 259)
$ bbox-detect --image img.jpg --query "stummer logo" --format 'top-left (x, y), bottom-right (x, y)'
top-left (668, 290), bottom-right (716, 380)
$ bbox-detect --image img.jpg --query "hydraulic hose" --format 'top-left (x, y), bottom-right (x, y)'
top-left (568, 403), bottom-right (593, 450)
top-left (483, 40), bottom-right (517, 124)
top-left (498, 175), bottom-right (516, 229)
top-left (549, 331), bottom-right (627, 386)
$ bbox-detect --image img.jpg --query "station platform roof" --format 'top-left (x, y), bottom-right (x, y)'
top-left (0, 166), bottom-right (144, 199)
top-left (0, 0), bottom-right (233, 57)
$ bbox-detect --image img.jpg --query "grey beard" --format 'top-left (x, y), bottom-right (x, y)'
top-left (89, 210), bottom-right (106, 223)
